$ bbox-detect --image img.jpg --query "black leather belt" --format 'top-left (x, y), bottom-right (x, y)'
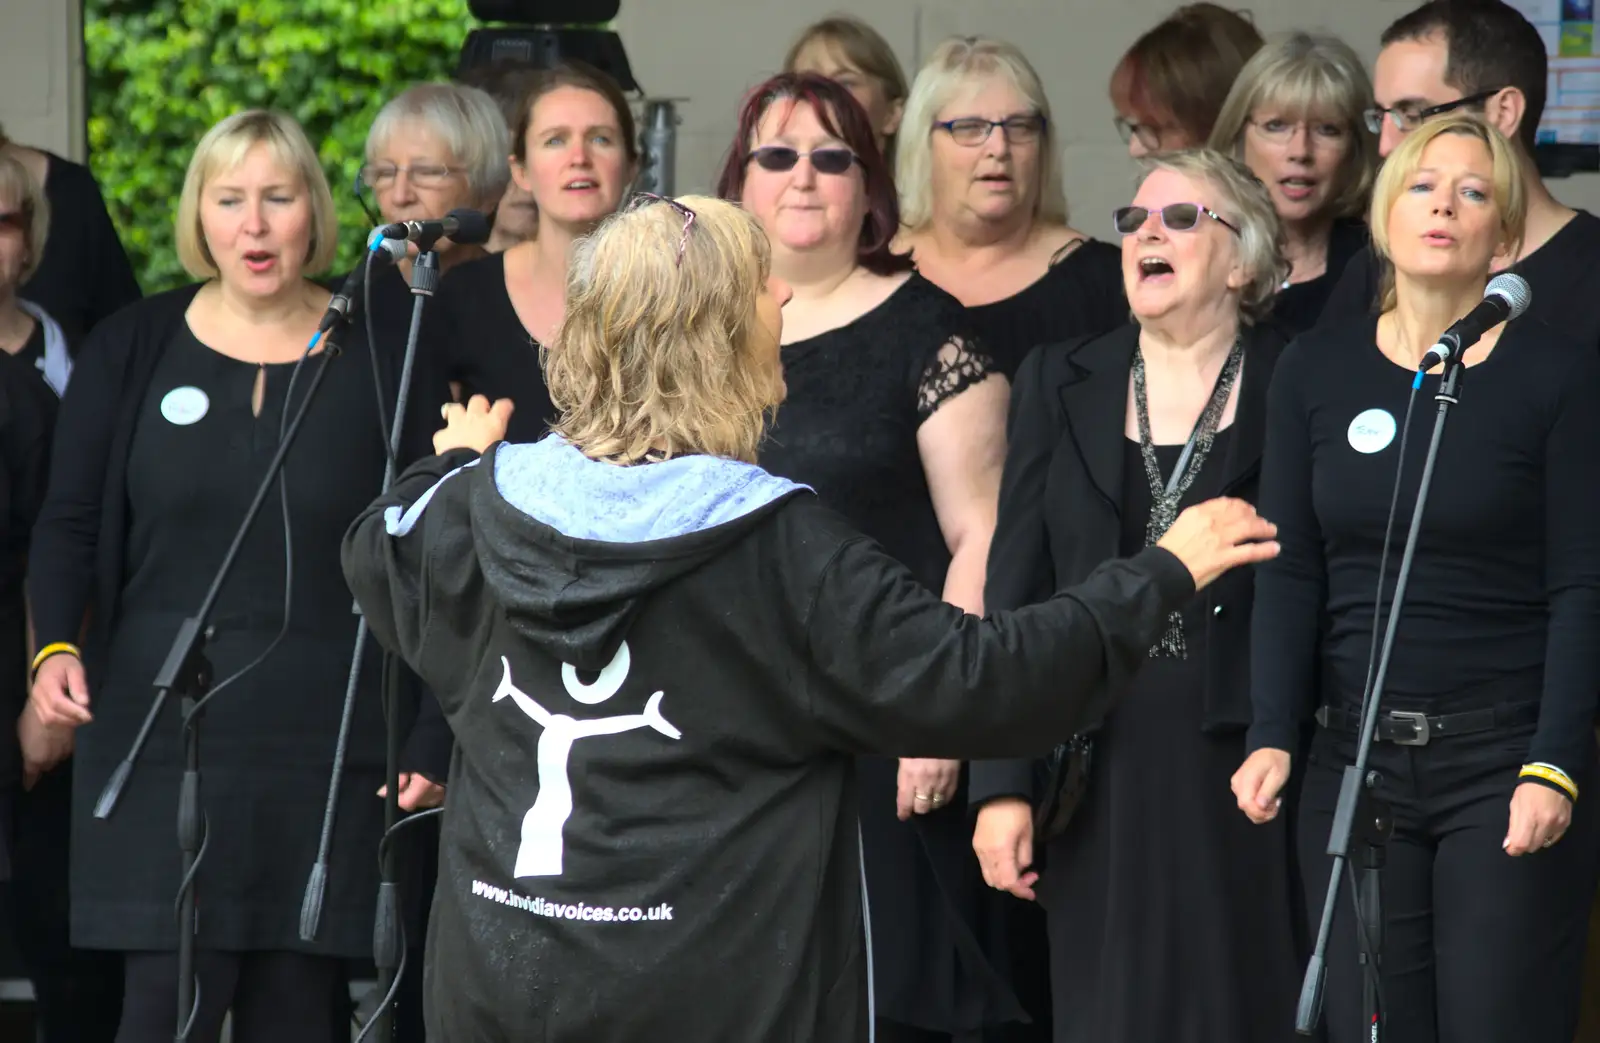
top-left (1314, 701), bottom-right (1540, 746)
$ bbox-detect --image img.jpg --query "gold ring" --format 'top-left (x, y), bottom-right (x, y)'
top-left (914, 793), bottom-right (930, 802)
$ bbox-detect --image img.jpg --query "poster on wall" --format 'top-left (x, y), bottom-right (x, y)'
top-left (1510, 0), bottom-right (1600, 143)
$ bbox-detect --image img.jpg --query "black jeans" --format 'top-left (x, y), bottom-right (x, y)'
top-left (114, 949), bottom-right (349, 1043)
top-left (1297, 718), bottom-right (1600, 1043)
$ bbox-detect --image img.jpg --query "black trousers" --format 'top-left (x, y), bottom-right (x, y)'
top-left (114, 949), bottom-right (349, 1043)
top-left (1297, 718), bottom-right (1600, 1043)
top-left (9, 763), bottom-right (124, 1041)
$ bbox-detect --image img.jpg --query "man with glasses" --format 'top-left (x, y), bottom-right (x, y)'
top-left (1317, 0), bottom-right (1600, 343)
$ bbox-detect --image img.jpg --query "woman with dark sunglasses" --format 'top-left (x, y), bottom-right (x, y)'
top-left (970, 148), bottom-right (1301, 1043)
top-left (714, 72), bottom-right (1021, 1043)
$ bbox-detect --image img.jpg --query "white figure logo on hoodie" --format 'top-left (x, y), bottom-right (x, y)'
top-left (491, 643), bottom-right (681, 877)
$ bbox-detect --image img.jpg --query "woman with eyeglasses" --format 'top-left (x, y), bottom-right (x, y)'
top-left (1208, 31), bottom-right (1378, 335)
top-left (355, 81), bottom-right (510, 442)
top-left (427, 59), bottom-right (637, 446)
top-left (715, 72), bottom-right (1024, 1043)
top-left (970, 149), bottom-right (1300, 1043)
top-left (1234, 115), bottom-right (1600, 1043)
top-left (1109, 4), bottom-right (1263, 158)
top-left (894, 37), bottom-right (1127, 382)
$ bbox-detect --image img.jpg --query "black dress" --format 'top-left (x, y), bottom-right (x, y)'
top-left (68, 323), bottom-right (399, 957)
top-left (757, 274), bottom-right (1024, 1039)
top-left (430, 252), bottom-right (557, 444)
top-left (963, 240), bottom-right (1127, 379)
top-left (1036, 431), bottom-right (1299, 1043)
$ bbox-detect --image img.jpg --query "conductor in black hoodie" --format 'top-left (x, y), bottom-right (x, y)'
top-left (341, 193), bottom-right (1280, 1043)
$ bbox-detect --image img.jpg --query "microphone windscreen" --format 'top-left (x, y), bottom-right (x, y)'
top-left (448, 208), bottom-right (494, 246)
top-left (1486, 272), bottom-right (1532, 319)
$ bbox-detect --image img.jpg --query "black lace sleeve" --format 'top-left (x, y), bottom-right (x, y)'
top-left (916, 335), bottom-right (999, 419)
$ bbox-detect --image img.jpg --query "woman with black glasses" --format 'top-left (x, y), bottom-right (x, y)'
top-left (970, 148), bottom-right (1300, 1043)
top-left (893, 37), bottom-right (1127, 382)
top-left (715, 72), bottom-right (1022, 1043)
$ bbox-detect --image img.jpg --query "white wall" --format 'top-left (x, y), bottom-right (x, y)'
top-left (615, 0), bottom-right (1600, 237)
top-left (0, 0), bottom-right (84, 159)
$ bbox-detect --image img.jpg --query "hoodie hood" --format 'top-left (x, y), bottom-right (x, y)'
top-left (455, 436), bottom-right (809, 670)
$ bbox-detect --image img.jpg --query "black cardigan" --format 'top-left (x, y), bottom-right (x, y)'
top-left (968, 322), bottom-right (1285, 806)
top-left (28, 284), bottom-right (451, 775)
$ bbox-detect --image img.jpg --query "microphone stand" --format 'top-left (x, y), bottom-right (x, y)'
top-left (295, 244), bottom-right (442, 1043)
top-left (92, 330), bottom-right (349, 1043)
top-left (369, 246), bottom-right (440, 1043)
top-left (1297, 355), bottom-right (1468, 1040)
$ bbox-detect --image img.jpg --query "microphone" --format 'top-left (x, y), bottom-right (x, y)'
top-left (374, 208), bottom-right (492, 249)
top-left (317, 231), bottom-right (408, 334)
top-left (1418, 273), bottom-right (1532, 371)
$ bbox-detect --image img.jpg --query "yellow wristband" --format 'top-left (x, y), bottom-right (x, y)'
top-left (1520, 763), bottom-right (1579, 802)
top-left (30, 642), bottom-right (81, 678)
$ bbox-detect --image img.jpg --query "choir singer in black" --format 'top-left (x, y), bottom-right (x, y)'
top-left (1232, 114), bottom-right (1600, 1043)
top-left (342, 194), bottom-right (1280, 1042)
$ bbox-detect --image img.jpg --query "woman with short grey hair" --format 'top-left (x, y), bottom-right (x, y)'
top-left (362, 82), bottom-right (510, 279)
top-left (1209, 31), bottom-right (1377, 333)
top-left (971, 148), bottom-right (1300, 1042)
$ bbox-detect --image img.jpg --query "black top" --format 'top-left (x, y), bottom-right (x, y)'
top-left (342, 435), bottom-right (1196, 1043)
top-left (967, 322), bottom-right (1286, 807)
top-left (759, 274), bottom-right (993, 592)
top-left (1268, 218), bottom-right (1367, 337)
top-left (1316, 210), bottom-right (1600, 348)
top-left (1248, 317), bottom-right (1600, 780)
top-left (28, 285), bottom-right (452, 775)
top-left (963, 238), bottom-right (1128, 379)
top-left (20, 151), bottom-right (142, 335)
top-left (754, 273), bottom-right (1019, 1031)
top-left (67, 321), bottom-right (412, 951)
top-left (430, 252), bottom-right (557, 444)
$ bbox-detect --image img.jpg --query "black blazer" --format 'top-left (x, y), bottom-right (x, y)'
top-left (968, 321), bottom-right (1287, 806)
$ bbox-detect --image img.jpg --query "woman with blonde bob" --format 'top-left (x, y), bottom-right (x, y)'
top-left (1209, 31), bottom-right (1378, 333)
top-left (25, 109), bottom-right (449, 1043)
top-left (895, 37), bottom-right (1127, 378)
top-left (1237, 115), bottom-right (1600, 1043)
top-left (341, 193), bottom-right (1280, 1042)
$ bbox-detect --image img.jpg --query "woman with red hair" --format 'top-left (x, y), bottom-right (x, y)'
top-left (715, 72), bottom-right (1022, 1042)
top-left (1110, 3), bottom-right (1264, 155)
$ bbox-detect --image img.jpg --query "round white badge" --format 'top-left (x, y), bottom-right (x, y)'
top-left (160, 386), bottom-right (209, 426)
top-left (1347, 408), bottom-right (1396, 454)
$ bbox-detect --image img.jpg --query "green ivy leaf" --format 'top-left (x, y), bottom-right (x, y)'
top-left (87, 0), bottom-right (473, 291)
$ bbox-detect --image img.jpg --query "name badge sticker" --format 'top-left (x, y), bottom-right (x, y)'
top-left (161, 386), bottom-right (210, 426)
top-left (1347, 408), bottom-right (1396, 454)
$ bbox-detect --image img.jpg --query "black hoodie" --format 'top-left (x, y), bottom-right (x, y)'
top-left (342, 434), bottom-right (1196, 1042)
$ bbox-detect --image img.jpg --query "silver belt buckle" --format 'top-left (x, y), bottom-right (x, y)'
top-left (1387, 710), bottom-right (1431, 746)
